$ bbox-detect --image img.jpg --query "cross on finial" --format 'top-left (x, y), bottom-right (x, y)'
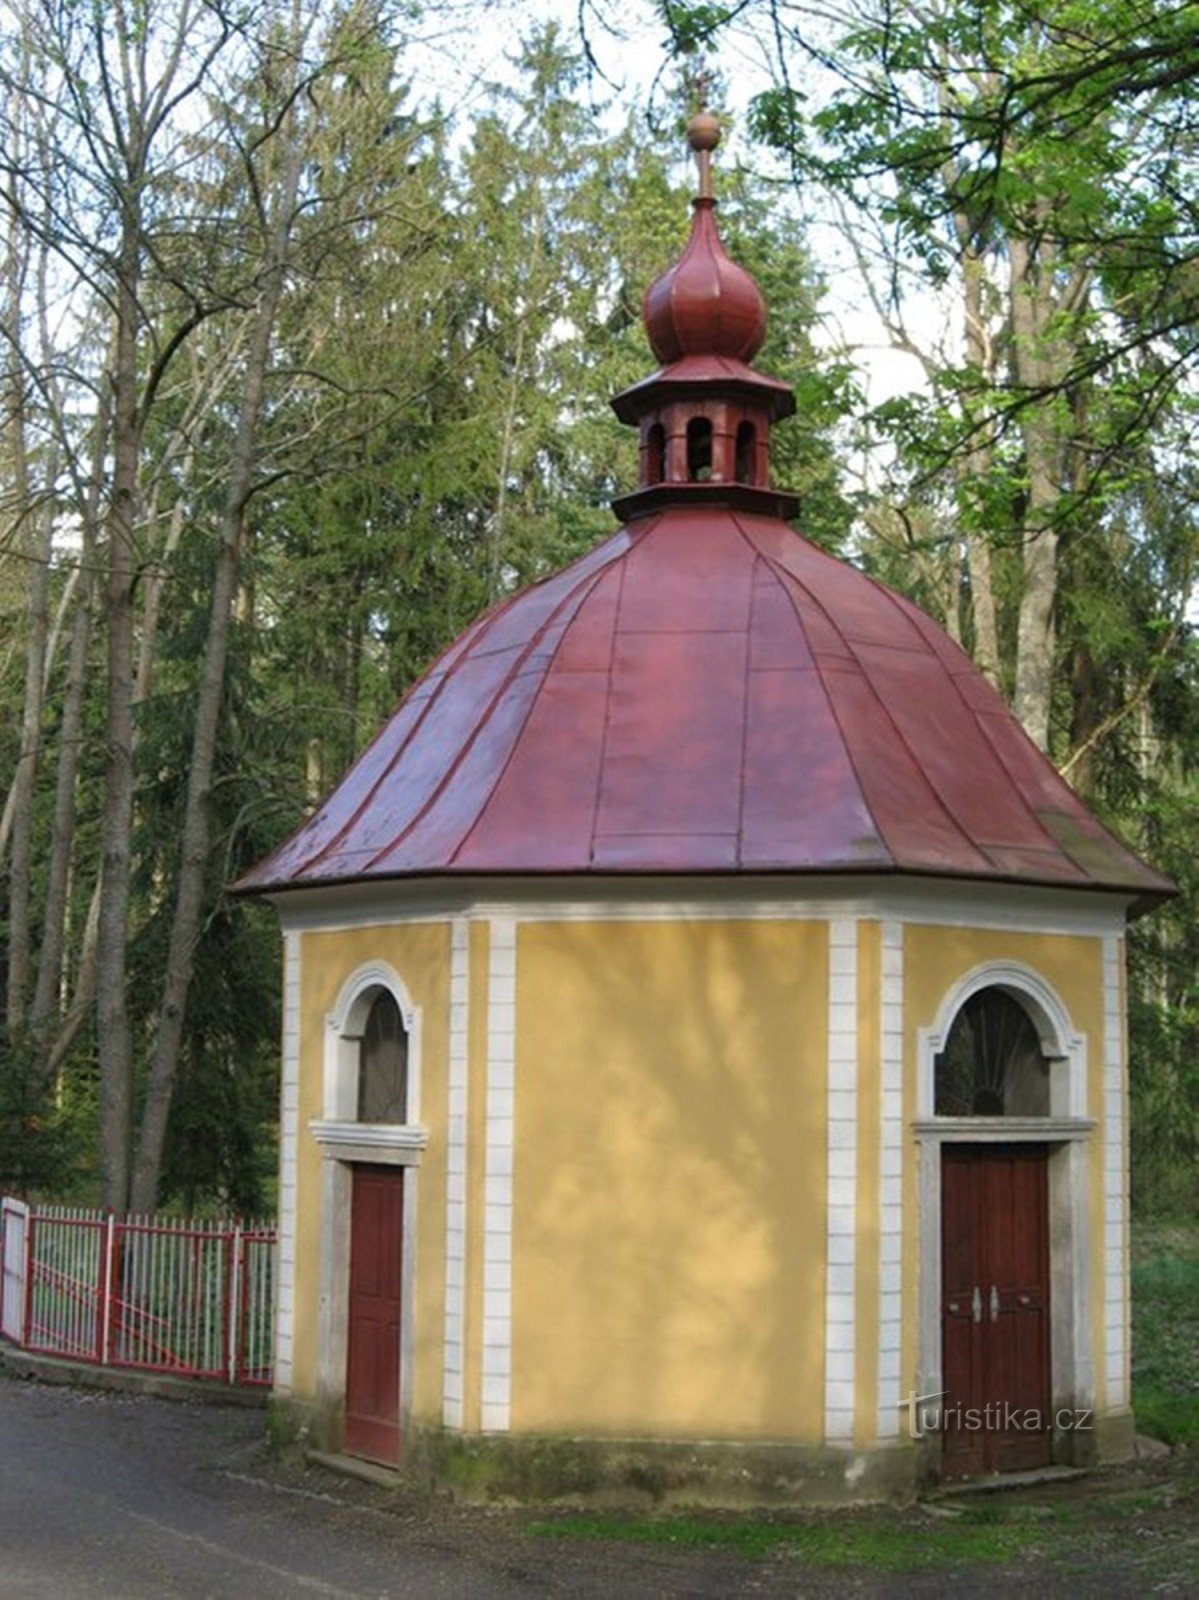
top-left (685, 74), bottom-right (721, 201)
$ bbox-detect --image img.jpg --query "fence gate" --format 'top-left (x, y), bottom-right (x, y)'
top-left (1, 1199), bottom-right (29, 1343)
top-left (0, 1201), bottom-right (275, 1388)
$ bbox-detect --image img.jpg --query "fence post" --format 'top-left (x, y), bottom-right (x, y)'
top-left (0, 1202), bottom-right (18, 1345)
top-left (227, 1224), bottom-right (242, 1385)
top-left (99, 1213), bottom-right (117, 1365)
top-left (21, 1209), bottom-right (34, 1349)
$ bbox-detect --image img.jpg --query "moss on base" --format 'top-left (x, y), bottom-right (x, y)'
top-left (409, 1427), bottom-right (919, 1508)
top-left (265, 1395), bottom-right (313, 1458)
top-left (1093, 1408), bottom-right (1136, 1465)
top-left (272, 1398), bottom-right (1136, 1506)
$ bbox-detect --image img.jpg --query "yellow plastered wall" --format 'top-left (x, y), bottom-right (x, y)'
top-left (900, 925), bottom-right (1108, 1411)
top-left (291, 923), bottom-right (450, 1423)
top-left (511, 918), bottom-right (828, 1440)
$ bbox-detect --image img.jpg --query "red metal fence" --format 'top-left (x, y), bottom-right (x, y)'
top-left (0, 1200), bottom-right (276, 1387)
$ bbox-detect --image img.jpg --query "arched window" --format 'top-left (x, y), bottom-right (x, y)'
top-left (934, 988), bottom-right (1049, 1117)
top-left (646, 422), bottom-right (666, 485)
top-left (686, 417), bottom-right (713, 481)
top-left (358, 989), bottom-right (409, 1123)
top-left (735, 421), bottom-right (757, 484)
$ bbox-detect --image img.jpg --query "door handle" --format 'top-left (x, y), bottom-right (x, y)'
top-left (990, 1284), bottom-right (1000, 1323)
top-left (971, 1286), bottom-right (982, 1324)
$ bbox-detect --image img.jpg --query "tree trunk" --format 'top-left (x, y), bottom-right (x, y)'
top-left (1068, 641), bottom-right (1099, 799)
top-left (96, 215), bottom-right (143, 1213)
top-left (31, 394), bottom-right (109, 1040)
top-left (3, 158), bottom-right (47, 1033)
top-left (958, 246), bottom-right (1001, 688)
top-left (1009, 229), bottom-right (1070, 751)
top-left (4, 403), bottom-right (49, 1035)
top-left (130, 143), bottom-right (302, 1212)
top-left (489, 195), bottom-right (545, 600)
top-left (30, 561), bottom-right (95, 1040)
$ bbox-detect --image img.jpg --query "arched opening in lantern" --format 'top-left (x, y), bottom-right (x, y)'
top-left (686, 417), bottom-right (713, 481)
top-left (646, 422), bottom-right (666, 485)
top-left (735, 421), bottom-right (758, 484)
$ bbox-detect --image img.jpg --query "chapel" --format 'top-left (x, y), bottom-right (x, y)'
top-left (237, 113), bottom-right (1173, 1499)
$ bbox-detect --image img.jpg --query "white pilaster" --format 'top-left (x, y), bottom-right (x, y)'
top-left (825, 917), bottom-right (858, 1445)
top-left (481, 917), bottom-right (516, 1431)
top-left (442, 918), bottom-right (470, 1428)
top-left (1102, 935), bottom-right (1129, 1407)
top-left (877, 921), bottom-right (904, 1439)
top-left (275, 931), bottom-right (301, 1392)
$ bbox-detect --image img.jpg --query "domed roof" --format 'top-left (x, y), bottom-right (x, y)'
top-left (237, 505), bottom-right (1169, 904)
top-left (236, 120), bottom-right (1171, 911)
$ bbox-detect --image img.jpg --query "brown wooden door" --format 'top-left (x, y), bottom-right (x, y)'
top-left (345, 1165), bottom-right (403, 1464)
top-left (941, 1145), bottom-right (1051, 1477)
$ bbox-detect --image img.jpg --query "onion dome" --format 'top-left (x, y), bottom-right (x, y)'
top-left (235, 119), bottom-right (1173, 914)
top-left (642, 114), bottom-right (767, 365)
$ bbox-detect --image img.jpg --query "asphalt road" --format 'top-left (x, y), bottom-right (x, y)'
top-left (0, 1372), bottom-right (779, 1599)
top-left (4, 1369), bottom-right (1190, 1598)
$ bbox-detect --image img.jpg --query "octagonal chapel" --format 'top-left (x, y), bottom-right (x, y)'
top-left (238, 116), bottom-right (1173, 1500)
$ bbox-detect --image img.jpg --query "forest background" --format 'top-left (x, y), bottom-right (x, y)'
top-left (0, 0), bottom-right (1194, 1218)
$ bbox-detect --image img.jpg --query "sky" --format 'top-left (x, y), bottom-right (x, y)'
top-left (407, 0), bottom-right (1198, 632)
top-left (402, 0), bottom-right (937, 421)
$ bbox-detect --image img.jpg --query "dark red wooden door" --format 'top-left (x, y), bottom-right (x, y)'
top-left (345, 1165), bottom-right (403, 1464)
top-left (941, 1145), bottom-right (1051, 1477)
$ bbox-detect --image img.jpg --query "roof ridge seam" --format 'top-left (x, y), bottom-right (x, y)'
top-left (298, 637), bottom-right (475, 879)
top-left (733, 553), bottom-right (764, 865)
top-left (784, 552), bottom-right (997, 867)
top-left (450, 538), bottom-right (653, 867)
top-left (880, 586), bottom-right (1083, 863)
top-left (364, 541), bottom-right (637, 875)
top-left (731, 513), bottom-right (892, 865)
top-left (245, 607), bottom-right (502, 885)
top-left (969, 704), bottom-right (1149, 886)
top-left (859, 579), bottom-right (1170, 894)
top-left (583, 538), bottom-right (638, 866)
top-left (296, 559), bottom-right (590, 879)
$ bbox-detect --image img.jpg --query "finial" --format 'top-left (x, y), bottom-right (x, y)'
top-left (687, 109), bottom-right (721, 200)
top-left (685, 71), bottom-right (721, 201)
top-left (640, 86), bottom-right (767, 368)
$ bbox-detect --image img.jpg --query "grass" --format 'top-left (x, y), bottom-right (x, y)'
top-left (1132, 1219), bottom-right (1199, 1446)
top-left (527, 1504), bottom-right (1051, 1569)
top-left (529, 1221), bottom-right (1199, 1576)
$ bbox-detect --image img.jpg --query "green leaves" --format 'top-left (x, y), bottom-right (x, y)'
top-left (658, 2), bottom-right (737, 55)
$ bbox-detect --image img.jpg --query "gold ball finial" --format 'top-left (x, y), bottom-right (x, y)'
top-left (686, 108), bottom-right (721, 200)
top-left (686, 110), bottom-right (721, 154)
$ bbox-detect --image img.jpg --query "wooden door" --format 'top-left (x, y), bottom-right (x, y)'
top-left (345, 1165), bottom-right (403, 1464)
top-left (941, 1145), bottom-right (1051, 1477)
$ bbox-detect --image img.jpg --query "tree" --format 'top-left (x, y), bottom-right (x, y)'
top-left (0, 0), bottom-right (462, 1208)
top-left (0, 1), bottom-right (855, 1211)
top-left (645, 0), bottom-right (1199, 1206)
top-left (651, 0), bottom-right (1199, 751)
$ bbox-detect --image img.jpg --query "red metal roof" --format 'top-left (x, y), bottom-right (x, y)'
top-left (237, 504), bottom-right (1172, 905)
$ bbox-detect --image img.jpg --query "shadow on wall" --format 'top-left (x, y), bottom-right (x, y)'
top-left (513, 917), bottom-right (828, 1440)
